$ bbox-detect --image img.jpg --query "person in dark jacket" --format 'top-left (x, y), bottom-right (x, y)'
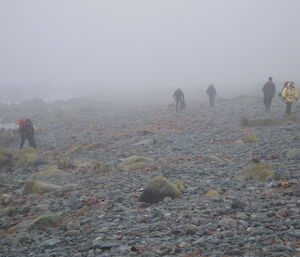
top-left (206, 84), bottom-right (217, 107)
top-left (262, 77), bottom-right (276, 112)
top-left (173, 88), bottom-right (185, 113)
top-left (16, 118), bottom-right (37, 149)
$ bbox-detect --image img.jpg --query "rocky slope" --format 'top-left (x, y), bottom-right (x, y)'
top-left (0, 96), bottom-right (299, 257)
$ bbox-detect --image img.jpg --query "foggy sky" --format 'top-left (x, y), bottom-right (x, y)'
top-left (1, 0), bottom-right (300, 97)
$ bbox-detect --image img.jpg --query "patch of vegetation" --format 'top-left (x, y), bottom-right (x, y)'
top-left (121, 155), bottom-right (153, 171)
top-left (64, 144), bottom-right (84, 156)
top-left (139, 176), bottom-right (181, 204)
top-left (236, 162), bottom-right (274, 182)
top-left (92, 162), bottom-right (113, 175)
top-left (23, 179), bottom-right (61, 194)
top-left (174, 180), bottom-right (187, 192)
top-left (204, 189), bottom-right (219, 198)
top-left (30, 166), bottom-right (70, 180)
top-left (58, 157), bottom-right (75, 169)
top-left (286, 149), bottom-right (300, 160)
top-left (13, 147), bottom-right (38, 168)
top-left (0, 147), bottom-right (13, 166)
top-left (0, 130), bottom-right (15, 147)
top-left (241, 115), bottom-right (297, 126)
top-left (28, 214), bottom-right (62, 230)
top-left (242, 133), bottom-right (257, 143)
top-left (84, 142), bottom-right (106, 151)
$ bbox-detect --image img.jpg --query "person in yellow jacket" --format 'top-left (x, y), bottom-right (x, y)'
top-left (281, 82), bottom-right (298, 114)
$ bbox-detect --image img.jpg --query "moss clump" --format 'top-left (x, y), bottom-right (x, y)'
top-left (241, 115), bottom-right (297, 127)
top-left (174, 180), bottom-right (187, 192)
top-left (74, 158), bottom-right (97, 169)
top-left (237, 162), bottom-right (274, 182)
top-left (201, 154), bottom-right (222, 163)
top-left (204, 189), bottom-right (219, 198)
top-left (30, 167), bottom-right (70, 180)
top-left (139, 176), bottom-right (181, 204)
top-left (23, 179), bottom-right (61, 194)
top-left (64, 144), bottom-right (84, 156)
top-left (58, 157), bottom-right (75, 169)
top-left (242, 133), bottom-right (257, 143)
top-left (84, 142), bottom-right (106, 151)
top-left (0, 147), bottom-right (12, 166)
top-left (121, 156), bottom-right (153, 171)
top-left (286, 149), bottom-right (300, 160)
top-left (28, 214), bottom-right (62, 230)
top-left (13, 147), bottom-right (38, 168)
top-left (92, 162), bottom-right (113, 175)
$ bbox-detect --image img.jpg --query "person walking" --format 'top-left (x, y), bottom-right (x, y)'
top-left (16, 118), bottom-right (37, 149)
top-left (206, 84), bottom-right (217, 107)
top-left (281, 82), bottom-right (298, 115)
top-left (262, 77), bottom-right (276, 112)
top-left (173, 88), bottom-right (185, 113)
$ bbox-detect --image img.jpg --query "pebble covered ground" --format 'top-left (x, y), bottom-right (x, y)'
top-left (0, 95), bottom-right (299, 257)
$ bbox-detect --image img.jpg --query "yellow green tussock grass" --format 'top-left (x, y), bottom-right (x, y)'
top-left (242, 133), bottom-right (258, 143)
top-left (92, 162), bottom-right (113, 174)
top-left (121, 156), bottom-right (153, 171)
top-left (30, 166), bottom-right (70, 180)
top-left (241, 115), bottom-right (297, 126)
top-left (13, 147), bottom-right (38, 168)
top-left (0, 147), bottom-right (13, 166)
top-left (236, 162), bottom-right (274, 182)
top-left (139, 176), bottom-right (181, 203)
top-left (23, 179), bottom-right (61, 194)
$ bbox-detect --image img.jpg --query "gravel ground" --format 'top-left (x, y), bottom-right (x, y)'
top-left (0, 96), bottom-right (299, 257)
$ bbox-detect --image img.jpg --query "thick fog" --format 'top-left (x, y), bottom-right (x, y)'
top-left (1, 0), bottom-right (300, 102)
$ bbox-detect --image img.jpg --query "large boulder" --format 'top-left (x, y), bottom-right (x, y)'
top-left (0, 147), bottom-right (12, 166)
top-left (13, 147), bottom-right (38, 168)
top-left (121, 156), bottom-right (153, 171)
top-left (286, 149), bottom-right (300, 160)
top-left (139, 176), bottom-right (181, 204)
top-left (28, 214), bottom-right (62, 230)
top-left (23, 179), bottom-right (61, 194)
top-left (236, 162), bottom-right (274, 182)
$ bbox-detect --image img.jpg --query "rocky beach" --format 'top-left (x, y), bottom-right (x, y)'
top-left (0, 96), bottom-right (299, 257)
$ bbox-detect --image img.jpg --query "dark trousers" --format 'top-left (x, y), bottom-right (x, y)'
top-left (286, 102), bottom-right (292, 115)
top-left (209, 96), bottom-right (215, 107)
top-left (176, 100), bottom-right (184, 113)
top-left (20, 134), bottom-right (37, 149)
top-left (264, 96), bottom-right (273, 112)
